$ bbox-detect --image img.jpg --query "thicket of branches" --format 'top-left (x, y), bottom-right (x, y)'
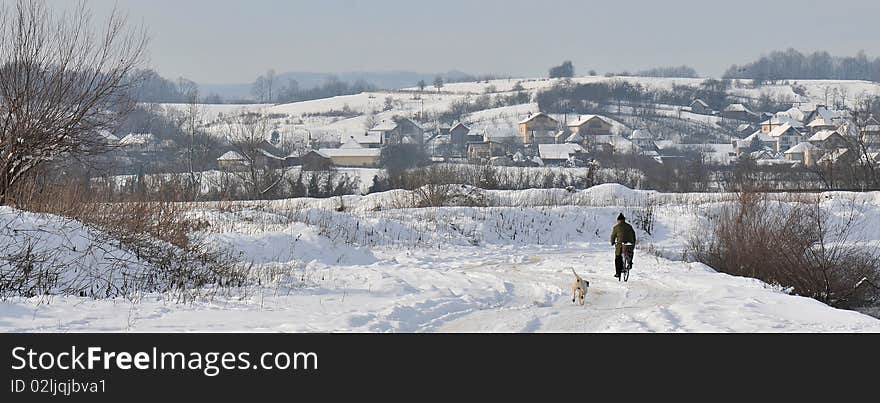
top-left (2, 172), bottom-right (247, 300)
top-left (0, 0), bottom-right (148, 205)
top-left (635, 65), bottom-right (699, 78)
top-left (689, 192), bottom-right (880, 308)
top-left (535, 78), bottom-right (733, 114)
top-left (0, 1), bottom-right (250, 301)
top-left (370, 164), bottom-right (598, 195)
top-left (724, 48), bottom-right (880, 83)
top-left (253, 71), bottom-right (377, 104)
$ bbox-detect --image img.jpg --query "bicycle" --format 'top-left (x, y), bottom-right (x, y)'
top-left (620, 242), bottom-right (634, 282)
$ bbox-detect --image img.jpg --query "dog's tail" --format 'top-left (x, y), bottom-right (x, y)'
top-left (571, 267), bottom-right (580, 279)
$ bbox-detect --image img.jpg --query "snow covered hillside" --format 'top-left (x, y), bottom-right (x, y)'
top-left (158, 75), bottom-right (880, 146)
top-left (2, 185), bottom-right (879, 332)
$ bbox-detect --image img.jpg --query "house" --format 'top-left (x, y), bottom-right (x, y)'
top-left (347, 131), bottom-right (383, 148)
top-left (217, 151), bottom-right (248, 171)
top-left (97, 130), bottom-right (120, 145)
top-left (861, 115), bottom-right (880, 148)
top-left (803, 105), bottom-right (844, 130)
top-left (119, 133), bottom-right (157, 151)
top-left (518, 112), bottom-right (558, 144)
top-left (817, 148), bottom-right (853, 166)
top-left (567, 115), bottom-right (612, 137)
top-left (808, 130), bottom-right (849, 150)
top-left (317, 147), bottom-right (382, 167)
top-left (588, 135), bottom-right (637, 154)
top-left (690, 99), bottom-right (711, 115)
top-left (783, 142), bottom-right (819, 166)
top-left (767, 123), bottom-right (804, 153)
top-left (748, 149), bottom-right (776, 161)
top-left (538, 143), bottom-right (587, 165)
top-left (253, 140), bottom-right (287, 169)
top-left (553, 130), bottom-right (567, 144)
top-left (629, 130), bottom-right (655, 150)
top-left (666, 144), bottom-right (737, 166)
top-left (760, 114), bottom-right (803, 134)
top-left (367, 117), bottom-right (425, 147)
top-left (299, 150), bottom-right (333, 171)
top-left (217, 140), bottom-right (286, 171)
top-left (554, 130), bottom-right (584, 144)
top-left (426, 132), bottom-right (452, 158)
top-left (734, 130), bottom-right (776, 157)
top-left (782, 106), bottom-right (806, 123)
top-left (701, 144), bottom-right (737, 166)
top-left (468, 141), bottom-right (507, 163)
top-left (449, 122), bottom-right (471, 145)
top-left (432, 121), bottom-right (473, 156)
top-left (806, 116), bottom-right (838, 133)
top-left (721, 104), bottom-right (759, 121)
top-left (736, 123), bottom-right (754, 136)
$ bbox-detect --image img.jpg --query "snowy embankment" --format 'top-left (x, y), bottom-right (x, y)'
top-left (2, 184), bottom-right (879, 332)
top-left (0, 207), bottom-right (153, 297)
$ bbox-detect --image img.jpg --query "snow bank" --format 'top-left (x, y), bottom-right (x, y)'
top-left (0, 207), bottom-right (149, 297)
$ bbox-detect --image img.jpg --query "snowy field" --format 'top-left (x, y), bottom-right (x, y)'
top-left (2, 184), bottom-right (879, 333)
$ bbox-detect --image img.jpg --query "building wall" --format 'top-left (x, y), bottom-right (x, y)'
top-left (218, 160), bottom-right (248, 172)
top-left (571, 119), bottom-right (612, 136)
top-left (775, 135), bottom-right (802, 153)
top-left (520, 116), bottom-right (558, 144)
top-left (785, 152), bottom-right (804, 163)
top-left (468, 142), bottom-right (505, 163)
top-left (328, 156), bottom-right (380, 168)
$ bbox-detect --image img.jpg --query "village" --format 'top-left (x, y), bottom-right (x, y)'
top-left (4, 0), bottom-right (880, 347)
top-left (97, 79), bottom-right (880, 196)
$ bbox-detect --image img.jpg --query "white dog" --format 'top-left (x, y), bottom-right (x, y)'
top-left (570, 268), bottom-right (590, 306)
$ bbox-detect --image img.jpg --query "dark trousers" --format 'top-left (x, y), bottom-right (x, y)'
top-left (615, 255), bottom-right (623, 276)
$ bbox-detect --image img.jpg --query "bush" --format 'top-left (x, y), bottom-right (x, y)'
top-left (1, 174), bottom-right (247, 301)
top-left (549, 61), bottom-right (575, 78)
top-left (689, 192), bottom-right (880, 308)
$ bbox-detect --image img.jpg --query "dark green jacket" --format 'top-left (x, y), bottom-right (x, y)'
top-left (610, 222), bottom-right (636, 256)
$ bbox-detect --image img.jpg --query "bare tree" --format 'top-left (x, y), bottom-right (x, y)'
top-left (251, 76), bottom-right (266, 103)
top-left (223, 112), bottom-right (286, 198)
top-left (177, 79), bottom-right (206, 199)
top-left (0, 0), bottom-right (148, 205)
top-left (433, 75), bottom-right (444, 94)
top-left (849, 95), bottom-right (879, 189)
top-left (264, 69), bottom-right (275, 103)
top-left (364, 109), bottom-right (378, 130)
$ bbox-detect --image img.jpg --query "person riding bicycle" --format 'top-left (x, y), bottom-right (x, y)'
top-left (610, 213), bottom-right (636, 278)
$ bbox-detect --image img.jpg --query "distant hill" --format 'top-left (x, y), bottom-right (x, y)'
top-left (200, 70), bottom-right (474, 100)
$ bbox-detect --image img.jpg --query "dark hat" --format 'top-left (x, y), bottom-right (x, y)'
top-left (617, 213), bottom-right (626, 221)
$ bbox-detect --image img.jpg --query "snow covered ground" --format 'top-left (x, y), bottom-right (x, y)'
top-left (2, 185), bottom-right (879, 333)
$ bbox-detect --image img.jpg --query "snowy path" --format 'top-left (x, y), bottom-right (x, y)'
top-left (3, 243), bottom-right (878, 333)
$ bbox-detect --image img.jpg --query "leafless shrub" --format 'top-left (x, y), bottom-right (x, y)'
top-left (631, 197), bottom-right (656, 235)
top-left (0, 0), bottom-right (148, 204)
top-left (1, 175), bottom-right (248, 301)
top-left (689, 192), bottom-right (880, 308)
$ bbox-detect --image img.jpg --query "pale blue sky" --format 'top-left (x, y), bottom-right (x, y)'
top-left (46, 0), bottom-right (880, 83)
